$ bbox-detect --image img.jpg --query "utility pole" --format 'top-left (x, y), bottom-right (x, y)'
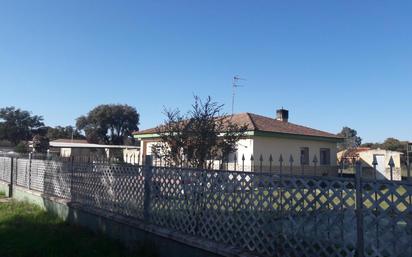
top-left (407, 142), bottom-right (411, 178)
top-left (231, 75), bottom-right (246, 115)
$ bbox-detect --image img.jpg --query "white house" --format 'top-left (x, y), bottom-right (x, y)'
top-left (35, 139), bottom-right (140, 164)
top-left (337, 147), bottom-right (403, 181)
top-left (133, 109), bottom-right (342, 176)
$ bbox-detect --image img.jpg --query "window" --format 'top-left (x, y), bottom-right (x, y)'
top-left (300, 147), bottom-right (309, 165)
top-left (320, 148), bottom-right (331, 165)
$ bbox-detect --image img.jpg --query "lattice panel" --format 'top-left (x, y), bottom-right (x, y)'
top-left (71, 162), bottom-right (145, 219)
top-left (277, 175), bottom-right (357, 257)
top-left (149, 167), bottom-right (203, 235)
top-left (0, 157), bottom-right (11, 183)
top-left (30, 159), bottom-right (72, 199)
top-left (5, 155), bottom-right (412, 257)
top-left (30, 159), bottom-right (45, 191)
top-left (149, 167), bottom-right (357, 257)
top-left (16, 158), bottom-right (30, 187)
top-left (362, 180), bottom-right (412, 257)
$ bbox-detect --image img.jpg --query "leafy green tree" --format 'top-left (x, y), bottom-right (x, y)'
top-left (361, 142), bottom-right (381, 149)
top-left (32, 134), bottom-right (49, 153)
top-left (14, 141), bottom-right (29, 153)
top-left (76, 104), bottom-right (139, 145)
top-left (31, 127), bottom-right (50, 153)
top-left (152, 96), bottom-right (247, 168)
top-left (362, 138), bottom-right (408, 165)
top-left (362, 138), bottom-right (407, 153)
top-left (0, 107), bottom-right (44, 145)
top-left (380, 138), bottom-right (407, 152)
top-left (361, 142), bottom-right (374, 148)
top-left (46, 126), bottom-right (85, 141)
top-left (337, 127), bottom-right (362, 151)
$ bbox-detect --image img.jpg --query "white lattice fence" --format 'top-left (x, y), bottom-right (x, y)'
top-left (71, 162), bottom-right (145, 219)
top-left (362, 179), bottom-right (412, 257)
top-left (148, 167), bottom-right (358, 257)
top-left (0, 157), bottom-right (11, 183)
top-left (30, 159), bottom-right (46, 192)
top-left (277, 176), bottom-right (357, 257)
top-left (3, 155), bottom-right (412, 257)
top-left (149, 167), bottom-right (204, 235)
top-left (28, 159), bottom-right (72, 199)
top-left (16, 158), bottom-right (30, 187)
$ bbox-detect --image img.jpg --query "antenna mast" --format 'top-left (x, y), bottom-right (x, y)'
top-left (231, 75), bottom-right (246, 115)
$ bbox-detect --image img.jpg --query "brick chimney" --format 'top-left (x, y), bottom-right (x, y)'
top-left (276, 108), bottom-right (289, 122)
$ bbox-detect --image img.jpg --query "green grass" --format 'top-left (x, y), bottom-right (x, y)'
top-left (0, 200), bottom-right (151, 257)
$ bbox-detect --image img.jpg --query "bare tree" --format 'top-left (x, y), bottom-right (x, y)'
top-left (153, 96), bottom-right (247, 169)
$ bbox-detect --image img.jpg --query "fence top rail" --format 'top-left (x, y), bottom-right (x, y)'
top-left (2, 154), bottom-right (409, 185)
top-left (0, 153), bottom-right (126, 162)
top-left (0, 154), bottom-right (136, 165)
top-left (361, 176), bottom-right (412, 186)
top-left (152, 164), bottom-right (354, 181)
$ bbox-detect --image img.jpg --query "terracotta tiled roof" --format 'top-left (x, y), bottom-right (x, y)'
top-left (133, 112), bottom-right (342, 140)
top-left (338, 147), bottom-right (371, 159)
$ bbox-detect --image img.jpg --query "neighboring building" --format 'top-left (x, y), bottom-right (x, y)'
top-left (31, 139), bottom-right (140, 163)
top-left (133, 109), bottom-right (343, 175)
top-left (0, 146), bottom-right (17, 155)
top-left (337, 147), bottom-right (403, 181)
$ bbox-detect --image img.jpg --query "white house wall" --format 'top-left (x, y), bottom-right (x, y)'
top-left (252, 136), bottom-right (338, 168)
top-left (139, 140), bottom-right (159, 164)
top-left (358, 150), bottom-right (402, 181)
top-left (140, 136), bottom-right (339, 175)
top-left (231, 138), bottom-right (254, 170)
top-left (123, 148), bottom-right (140, 164)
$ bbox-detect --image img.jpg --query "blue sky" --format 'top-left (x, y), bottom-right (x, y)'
top-left (0, 0), bottom-right (411, 143)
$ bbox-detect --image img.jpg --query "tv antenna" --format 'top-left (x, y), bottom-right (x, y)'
top-left (231, 75), bottom-right (246, 115)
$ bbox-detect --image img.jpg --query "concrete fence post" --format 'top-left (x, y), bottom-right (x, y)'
top-left (28, 153), bottom-right (32, 189)
top-left (143, 155), bottom-right (153, 222)
top-left (70, 156), bottom-right (74, 202)
top-left (355, 160), bottom-right (364, 257)
top-left (15, 157), bottom-right (18, 187)
top-left (9, 157), bottom-right (14, 197)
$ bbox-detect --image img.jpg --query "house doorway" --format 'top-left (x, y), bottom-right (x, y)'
top-left (374, 154), bottom-right (385, 176)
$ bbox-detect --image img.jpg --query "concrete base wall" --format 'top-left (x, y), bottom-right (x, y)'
top-left (0, 181), bottom-right (10, 197)
top-left (12, 186), bottom-right (71, 221)
top-left (67, 206), bottom-right (223, 257)
top-left (0, 181), bottom-right (245, 257)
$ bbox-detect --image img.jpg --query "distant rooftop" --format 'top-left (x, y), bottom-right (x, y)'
top-left (48, 139), bottom-right (139, 149)
top-left (52, 139), bottom-right (89, 144)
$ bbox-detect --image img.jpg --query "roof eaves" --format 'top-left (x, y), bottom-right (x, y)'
top-left (253, 130), bottom-right (343, 142)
